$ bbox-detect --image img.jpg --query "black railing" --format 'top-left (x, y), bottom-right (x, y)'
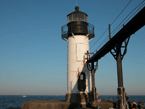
top-left (61, 24), bottom-right (68, 41)
top-left (61, 22), bottom-right (95, 41)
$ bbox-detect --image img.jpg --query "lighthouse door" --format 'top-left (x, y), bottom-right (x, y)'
top-left (78, 72), bottom-right (86, 91)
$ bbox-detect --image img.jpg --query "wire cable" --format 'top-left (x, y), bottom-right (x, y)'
top-left (90, 0), bottom-right (132, 51)
top-left (91, 0), bottom-right (145, 53)
top-left (95, 35), bottom-right (109, 51)
top-left (90, 28), bottom-right (108, 50)
top-left (110, 0), bottom-right (132, 26)
top-left (111, 0), bottom-right (145, 36)
top-left (123, 2), bottom-right (145, 25)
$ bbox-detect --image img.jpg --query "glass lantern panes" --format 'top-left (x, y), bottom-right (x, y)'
top-left (73, 13), bottom-right (78, 21)
top-left (67, 12), bottom-right (88, 23)
top-left (68, 14), bottom-right (72, 23)
top-left (79, 13), bottom-right (84, 21)
top-left (85, 16), bottom-right (88, 22)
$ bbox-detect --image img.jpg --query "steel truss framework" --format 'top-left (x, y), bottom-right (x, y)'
top-left (86, 6), bottom-right (145, 109)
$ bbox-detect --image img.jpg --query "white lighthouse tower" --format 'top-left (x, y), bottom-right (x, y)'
top-left (61, 6), bottom-right (95, 103)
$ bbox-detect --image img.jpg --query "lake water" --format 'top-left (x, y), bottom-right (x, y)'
top-left (0, 95), bottom-right (145, 109)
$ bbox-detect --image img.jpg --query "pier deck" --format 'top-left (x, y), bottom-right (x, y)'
top-left (21, 100), bottom-right (114, 109)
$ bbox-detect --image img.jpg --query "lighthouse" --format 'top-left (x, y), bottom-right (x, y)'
top-left (61, 6), bottom-right (95, 103)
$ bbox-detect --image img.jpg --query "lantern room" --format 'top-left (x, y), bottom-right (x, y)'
top-left (67, 6), bottom-right (88, 23)
top-left (61, 6), bottom-right (95, 41)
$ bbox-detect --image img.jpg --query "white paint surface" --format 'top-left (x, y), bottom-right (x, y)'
top-left (67, 35), bottom-right (92, 94)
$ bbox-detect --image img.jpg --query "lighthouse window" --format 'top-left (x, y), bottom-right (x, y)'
top-left (73, 13), bottom-right (78, 21)
top-left (79, 13), bottom-right (84, 21)
top-left (69, 14), bottom-right (72, 22)
top-left (85, 16), bottom-right (88, 22)
top-left (80, 74), bottom-right (83, 80)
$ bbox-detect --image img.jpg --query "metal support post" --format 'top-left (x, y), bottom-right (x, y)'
top-left (86, 51), bottom-right (98, 103)
top-left (116, 44), bottom-right (123, 88)
top-left (109, 24), bottom-right (130, 109)
top-left (91, 62), bottom-right (96, 102)
top-left (116, 43), bottom-right (126, 109)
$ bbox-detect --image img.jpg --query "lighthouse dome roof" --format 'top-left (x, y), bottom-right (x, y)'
top-left (67, 6), bottom-right (88, 23)
top-left (67, 6), bottom-right (88, 17)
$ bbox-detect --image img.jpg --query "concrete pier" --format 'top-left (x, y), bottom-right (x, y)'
top-left (21, 99), bottom-right (114, 109)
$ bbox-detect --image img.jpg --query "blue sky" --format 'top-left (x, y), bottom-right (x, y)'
top-left (0, 0), bottom-right (145, 95)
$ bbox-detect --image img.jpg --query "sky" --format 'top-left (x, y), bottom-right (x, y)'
top-left (0, 0), bottom-right (145, 95)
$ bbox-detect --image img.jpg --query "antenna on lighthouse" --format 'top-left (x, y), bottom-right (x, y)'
top-left (76, 0), bottom-right (77, 6)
